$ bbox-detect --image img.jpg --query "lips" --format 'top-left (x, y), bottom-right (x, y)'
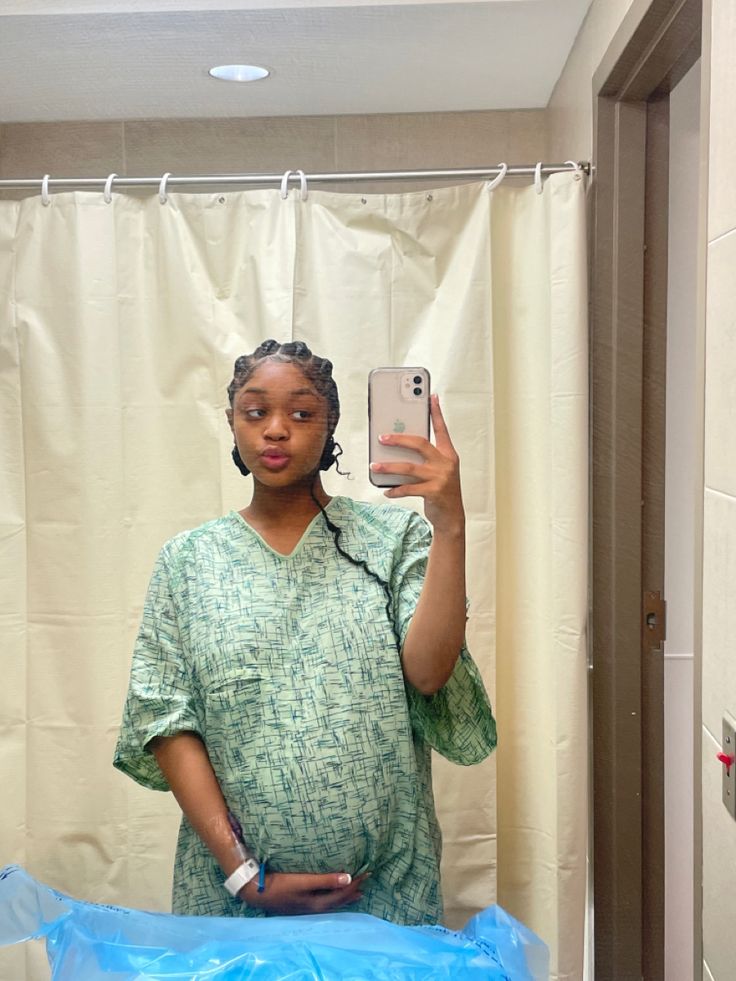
top-left (260, 448), bottom-right (290, 470)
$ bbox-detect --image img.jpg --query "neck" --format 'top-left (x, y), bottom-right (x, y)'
top-left (245, 475), bottom-right (331, 525)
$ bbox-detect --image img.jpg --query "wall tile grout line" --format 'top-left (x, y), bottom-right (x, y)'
top-left (707, 223), bottom-right (736, 248)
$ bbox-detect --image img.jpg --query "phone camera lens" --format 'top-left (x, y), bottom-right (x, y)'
top-left (413, 375), bottom-right (422, 385)
top-left (413, 387), bottom-right (422, 396)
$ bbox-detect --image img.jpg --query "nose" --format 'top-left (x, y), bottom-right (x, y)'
top-left (263, 411), bottom-right (289, 440)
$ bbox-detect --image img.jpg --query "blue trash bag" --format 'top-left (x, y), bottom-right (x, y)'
top-left (0, 865), bottom-right (548, 980)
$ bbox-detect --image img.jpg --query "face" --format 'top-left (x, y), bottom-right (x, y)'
top-left (227, 360), bottom-right (330, 487)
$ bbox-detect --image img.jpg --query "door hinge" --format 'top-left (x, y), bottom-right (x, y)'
top-left (643, 590), bottom-right (666, 652)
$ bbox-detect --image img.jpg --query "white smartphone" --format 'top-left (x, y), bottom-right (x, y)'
top-left (368, 367), bottom-right (431, 487)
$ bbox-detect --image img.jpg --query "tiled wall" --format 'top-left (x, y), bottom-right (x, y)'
top-left (701, 1), bottom-right (736, 979)
top-left (0, 109), bottom-right (546, 197)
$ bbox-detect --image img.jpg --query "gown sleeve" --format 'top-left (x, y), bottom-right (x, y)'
top-left (113, 541), bottom-right (203, 791)
top-left (391, 510), bottom-right (497, 765)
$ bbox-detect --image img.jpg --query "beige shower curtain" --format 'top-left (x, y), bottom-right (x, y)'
top-left (0, 174), bottom-right (587, 981)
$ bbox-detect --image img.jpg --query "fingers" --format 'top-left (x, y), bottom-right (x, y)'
top-left (371, 466), bottom-right (433, 499)
top-left (371, 460), bottom-right (428, 479)
top-left (371, 456), bottom-right (455, 500)
top-left (311, 878), bottom-right (366, 913)
top-left (378, 397), bottom-right (458, 464)
top-left (429, 393), bottom-right (457, 454)
top-left (300, 871), bottom-right (354, 891)
top-left (264, 871), bottom-right (355, 901)
top-left (377, 432), bottom-right (434, 455)
top-left (371, 456), bottom-right (456, 485)
top-left (242, 870), bottom-right (369, 915)
top-left (383, 482), bottom-right (430, 499)
top-left (304, 871), bottom-right (370, 900)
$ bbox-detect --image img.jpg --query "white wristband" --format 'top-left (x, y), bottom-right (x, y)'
top-left (223, 858), bottom-right (260, 897)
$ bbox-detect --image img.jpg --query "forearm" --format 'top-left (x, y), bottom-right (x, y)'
top-left (400, 525), bottom-right (467, 695)
top-left (148, 731), bottom-right (246, 876)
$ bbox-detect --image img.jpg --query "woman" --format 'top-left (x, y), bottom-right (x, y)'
top-left (114, 339), bottom-right (496, 925)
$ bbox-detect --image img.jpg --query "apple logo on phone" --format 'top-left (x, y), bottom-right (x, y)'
top-left (393, 420), bottom-right (406, 433)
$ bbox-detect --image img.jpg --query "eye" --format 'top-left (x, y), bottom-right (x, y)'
top-left (244, 408), bottom-right (265, 419)
top-left (292, 410), bottom-right (312, 421)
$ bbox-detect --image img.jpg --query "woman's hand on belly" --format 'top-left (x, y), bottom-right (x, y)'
top-left (239, 870), bottom-right (369, 915)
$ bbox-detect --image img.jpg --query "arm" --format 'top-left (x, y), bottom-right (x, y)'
top-left (400, 524), bottom-right (466, 694)
top-left (148, 732), bottom-right (239, 874)
top-left (370, 394), bottom-right (467, 695)
top-left (148, 732), bottom-right (367, 913)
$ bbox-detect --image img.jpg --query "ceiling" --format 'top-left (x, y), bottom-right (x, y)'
top-left (0, 0), bottom-right (593, 123)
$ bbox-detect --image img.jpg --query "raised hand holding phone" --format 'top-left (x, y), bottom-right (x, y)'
top-left (374, 389), bottom-right (467, 694)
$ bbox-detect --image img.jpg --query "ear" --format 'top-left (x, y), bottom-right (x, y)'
top-left (225, 407), bottom-right (234, 433)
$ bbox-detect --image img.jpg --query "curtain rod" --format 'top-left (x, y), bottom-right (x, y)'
top-left (0, 162), bottom-right (590, 191)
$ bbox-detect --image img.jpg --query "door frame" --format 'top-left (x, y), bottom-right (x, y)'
top-left (590, 0), bottom-right (704, 977)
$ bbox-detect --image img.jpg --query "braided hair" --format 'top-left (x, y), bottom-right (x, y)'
top-left (227, 339), bottom-right (396, 638)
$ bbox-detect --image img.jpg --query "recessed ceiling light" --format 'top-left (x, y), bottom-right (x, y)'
top-left (209, 64), bottom-right (270, 82)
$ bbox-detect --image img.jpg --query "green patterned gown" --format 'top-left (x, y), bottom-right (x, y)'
top-left (113, 496), bottom-right (496, 925)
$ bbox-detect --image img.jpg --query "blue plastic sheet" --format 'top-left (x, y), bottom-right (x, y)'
top-left (0, 865), bottom-right (548, 980)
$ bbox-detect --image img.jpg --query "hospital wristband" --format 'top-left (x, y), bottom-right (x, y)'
top-left (223, 858), bottom-right (260, 897)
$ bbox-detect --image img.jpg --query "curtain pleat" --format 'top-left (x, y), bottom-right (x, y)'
top-left (0, 175), bottom-right (587, 981)
top-left (492, 174), bottom-right (589, 981)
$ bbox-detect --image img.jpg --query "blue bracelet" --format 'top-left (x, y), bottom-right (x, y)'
top-left (257, 861), bottom-right (266, 893)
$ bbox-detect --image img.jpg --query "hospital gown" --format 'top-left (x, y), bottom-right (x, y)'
top-left (113, 496), bottom-right (496, 925)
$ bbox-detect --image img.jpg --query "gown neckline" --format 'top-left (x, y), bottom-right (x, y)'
top-left (229, 496), bottom-right (341, 559)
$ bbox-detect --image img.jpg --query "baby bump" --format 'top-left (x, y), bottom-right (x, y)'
top-left (203, 671), bottom-right (414, 874)
top-left (240, 761), bottom-right (399, 875)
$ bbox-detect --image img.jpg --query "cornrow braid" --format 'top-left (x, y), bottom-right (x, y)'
top-left (308, 483), bottom-right (397, 648)
top-left (227, 339), bottom-right (339, 435)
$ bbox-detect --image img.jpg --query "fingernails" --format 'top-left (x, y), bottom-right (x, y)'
top-left (378, 434), bottom-right (390, 443)
top-left (369, 462), bottom-right (380, 471)
top-left (337, 873), bottom-right (352, 886)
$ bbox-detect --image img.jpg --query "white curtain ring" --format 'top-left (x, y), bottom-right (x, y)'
top-left (534, 161), bottom-right (544, 194)
top-left (486, 163), bottom-right (508, 192)
top-left (158, 172), bottom-right (172, 204)
top-left (41, 174), bottom-right (51, 207)
top-left (564, 160), bottom-right (584, 182)
top-left (280, 170), bottom-right (294, 200)
top-left (295, 169), bottom-right (308, 201)
top-left (103, 173), bottom-right (118, 204)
